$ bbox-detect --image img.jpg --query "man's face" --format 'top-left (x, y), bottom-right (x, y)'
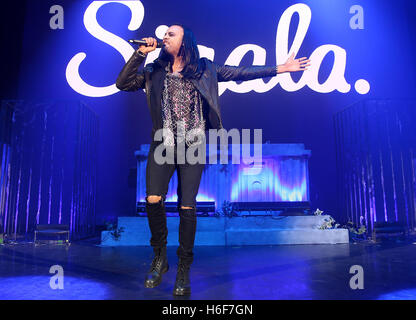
top-left (162, 25), bottom-right (184, 57)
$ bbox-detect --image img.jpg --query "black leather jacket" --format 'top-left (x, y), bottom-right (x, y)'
top-left (116, 51), bottom-right (277, 140)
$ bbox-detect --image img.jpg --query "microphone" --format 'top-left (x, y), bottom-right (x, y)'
top-left (128, 39), bottom-right (163, 48)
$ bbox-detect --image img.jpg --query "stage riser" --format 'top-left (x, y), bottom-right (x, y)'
top-left (226, 229), bottom-right (348, 245)
top-left (101, 216), bottom-right (349, 246)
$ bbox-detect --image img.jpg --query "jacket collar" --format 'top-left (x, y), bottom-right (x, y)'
top-left (153, 58), bottom-right (169, 69)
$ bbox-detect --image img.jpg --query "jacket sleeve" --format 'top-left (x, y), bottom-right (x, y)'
top-left (215, 63), bottom-right (277, 82)
top-left (116, 51), bottom-right (147, 91)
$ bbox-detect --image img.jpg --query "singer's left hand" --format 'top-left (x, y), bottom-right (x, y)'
top-left (283, 52), bottom-right (311, 72)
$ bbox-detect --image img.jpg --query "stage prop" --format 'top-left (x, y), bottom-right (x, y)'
top-left (135, 143), bottom-right (311, 208)
top-left (136, 201), bottom-right (310, 216)
top-left (230, 201), bottom-right (311, 216)
top-left (334, 99), bottom-right (416, 236)
top-left (101, 143), bottom-right (349, 245)
top-left (34, 224), bottom-right (70, 245)
top-left (0, 100), bottom-right (98, 240)
top-left (136, 201), bottom-right (216, 215)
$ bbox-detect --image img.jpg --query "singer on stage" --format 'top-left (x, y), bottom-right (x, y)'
top-left (116, 24), bottom-right (310, 296)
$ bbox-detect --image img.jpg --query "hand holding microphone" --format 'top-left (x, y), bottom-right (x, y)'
top-left (130, 37), bottom-right (161, 55)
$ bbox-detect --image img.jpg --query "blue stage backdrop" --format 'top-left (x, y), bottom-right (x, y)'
top-left (12, 0), bottom-right (416, 227)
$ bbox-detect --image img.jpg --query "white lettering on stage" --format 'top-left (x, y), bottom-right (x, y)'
top-left (66, 1), bottom-right (369, 97)
top-left (66, 1), bottom-right (144, 97)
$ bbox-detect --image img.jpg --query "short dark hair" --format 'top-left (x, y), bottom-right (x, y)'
top-left (158, 24), bottom-right (203, 79)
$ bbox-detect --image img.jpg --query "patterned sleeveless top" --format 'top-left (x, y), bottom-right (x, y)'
top-left (161, 62), bottom-right (206, 147)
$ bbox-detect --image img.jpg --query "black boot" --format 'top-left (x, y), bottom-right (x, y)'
top-left (173, 259), bottom-right (191, 296)
top-left (144, 198), bottom-right (169, 288)
top-left (144, 246), bottom-right (169, 288)
top-left (173, 207), bottom-right (197, 296)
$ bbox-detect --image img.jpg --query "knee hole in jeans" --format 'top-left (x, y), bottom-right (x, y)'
top-left (146, 195), bottom-right (162, 204)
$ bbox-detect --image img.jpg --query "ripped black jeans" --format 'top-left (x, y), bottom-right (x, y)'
top-left (145, 141), bottom-right (205, 264)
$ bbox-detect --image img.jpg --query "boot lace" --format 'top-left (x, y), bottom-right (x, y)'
top-left (150, 253), bottom-right (165, 272)
top-left (176, 262), bottom-right (190, 280)
top-left (151, 257), bottom-right (161, 270)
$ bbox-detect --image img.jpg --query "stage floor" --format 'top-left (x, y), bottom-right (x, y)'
top-left (1, 239), bottom-right (416, 300)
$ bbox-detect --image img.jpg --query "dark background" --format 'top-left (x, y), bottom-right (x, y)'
top-left (1, 0), bottom-right (416, 225)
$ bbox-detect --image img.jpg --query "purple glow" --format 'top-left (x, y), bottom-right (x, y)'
top-left (231, 162), bottom-right (308, 202)
top-left (14, 168), bottom-right (22, 235)
top-left (59, 168), bottom-right (63, 224)
top-left (0, 276), bottom-right (110, 300)
top-left (25, 168), bottom-right (32, 233)
top-left (48, 136), bottom-right (55, 225)
top-left (377, 288), bottom-right (416, 300)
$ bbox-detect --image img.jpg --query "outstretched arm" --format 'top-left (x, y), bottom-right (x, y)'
top-left (215, 63), bottom-right (278, 82)
top-left (278, 52), bottom-right (311, 73)
top-left (215, 52), bottom-right (311, 82)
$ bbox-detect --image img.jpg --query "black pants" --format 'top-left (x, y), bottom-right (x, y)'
top-left (145, 141), bottom-right (205, 264)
